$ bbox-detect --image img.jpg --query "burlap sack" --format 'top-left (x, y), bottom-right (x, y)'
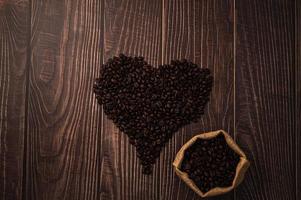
top-left (173, 130), bottom-right (250, 198)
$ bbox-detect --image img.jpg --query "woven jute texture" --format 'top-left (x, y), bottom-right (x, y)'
top-left (173, 130), bottom-right (250, 198)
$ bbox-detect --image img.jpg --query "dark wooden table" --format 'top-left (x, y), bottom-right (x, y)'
top-left (0, 0), bottom-right (300, 199)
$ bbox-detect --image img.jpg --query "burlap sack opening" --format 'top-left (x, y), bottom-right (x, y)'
top-left (173, 130), bottom-right (250, 198)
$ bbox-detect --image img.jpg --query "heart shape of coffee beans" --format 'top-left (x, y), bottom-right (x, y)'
top-left (93, 54), bottom-right (213, 174)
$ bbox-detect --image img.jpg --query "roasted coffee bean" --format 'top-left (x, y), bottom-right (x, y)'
top-left (180, 133), bottom-right (240, 193)
top-left (94, 54), bottom-right (213, 174)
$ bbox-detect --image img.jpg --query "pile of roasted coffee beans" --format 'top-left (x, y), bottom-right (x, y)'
top-left (180, 134), bottom-right (240, 193)
top-left (93, 54), bottom-right (213, 174)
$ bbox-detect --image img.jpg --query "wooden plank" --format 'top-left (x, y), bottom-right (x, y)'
top-left (0, 1), bottom-right (29, 200)
top-left (297, 0), bottom-right (301, 198)
top-left (25, 0), bottom-right (103, 199)
top-left (235, 0), bottom-right (296, 199)
top-left (160, 0), bottom-right (235, 199)
top-left (101, 0), bottom-right (162, 199)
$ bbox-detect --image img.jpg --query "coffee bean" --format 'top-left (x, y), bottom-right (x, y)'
top-left (94, 54), bottom-right (213, 174)
top-left (180, 133), bottom-right (240, 193)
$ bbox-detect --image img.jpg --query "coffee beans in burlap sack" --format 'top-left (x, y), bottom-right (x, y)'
top-left (173, 130), bottom-right (250, 198)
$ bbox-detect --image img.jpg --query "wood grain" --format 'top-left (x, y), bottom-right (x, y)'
top-left (160, 0), bottom-right (235, 199)
top-left (0, 1), bottom-right (29, 200)
top-left (297, 0), bottom-right (301, 198)
top-left (0, 0), bottom-right (298, 199)
top-left (101, 0), bottom-right (162, 199)
top-left (235, 0), bottom-right (296, 199)
top-left (25, 0), bottom-right (103, 199)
